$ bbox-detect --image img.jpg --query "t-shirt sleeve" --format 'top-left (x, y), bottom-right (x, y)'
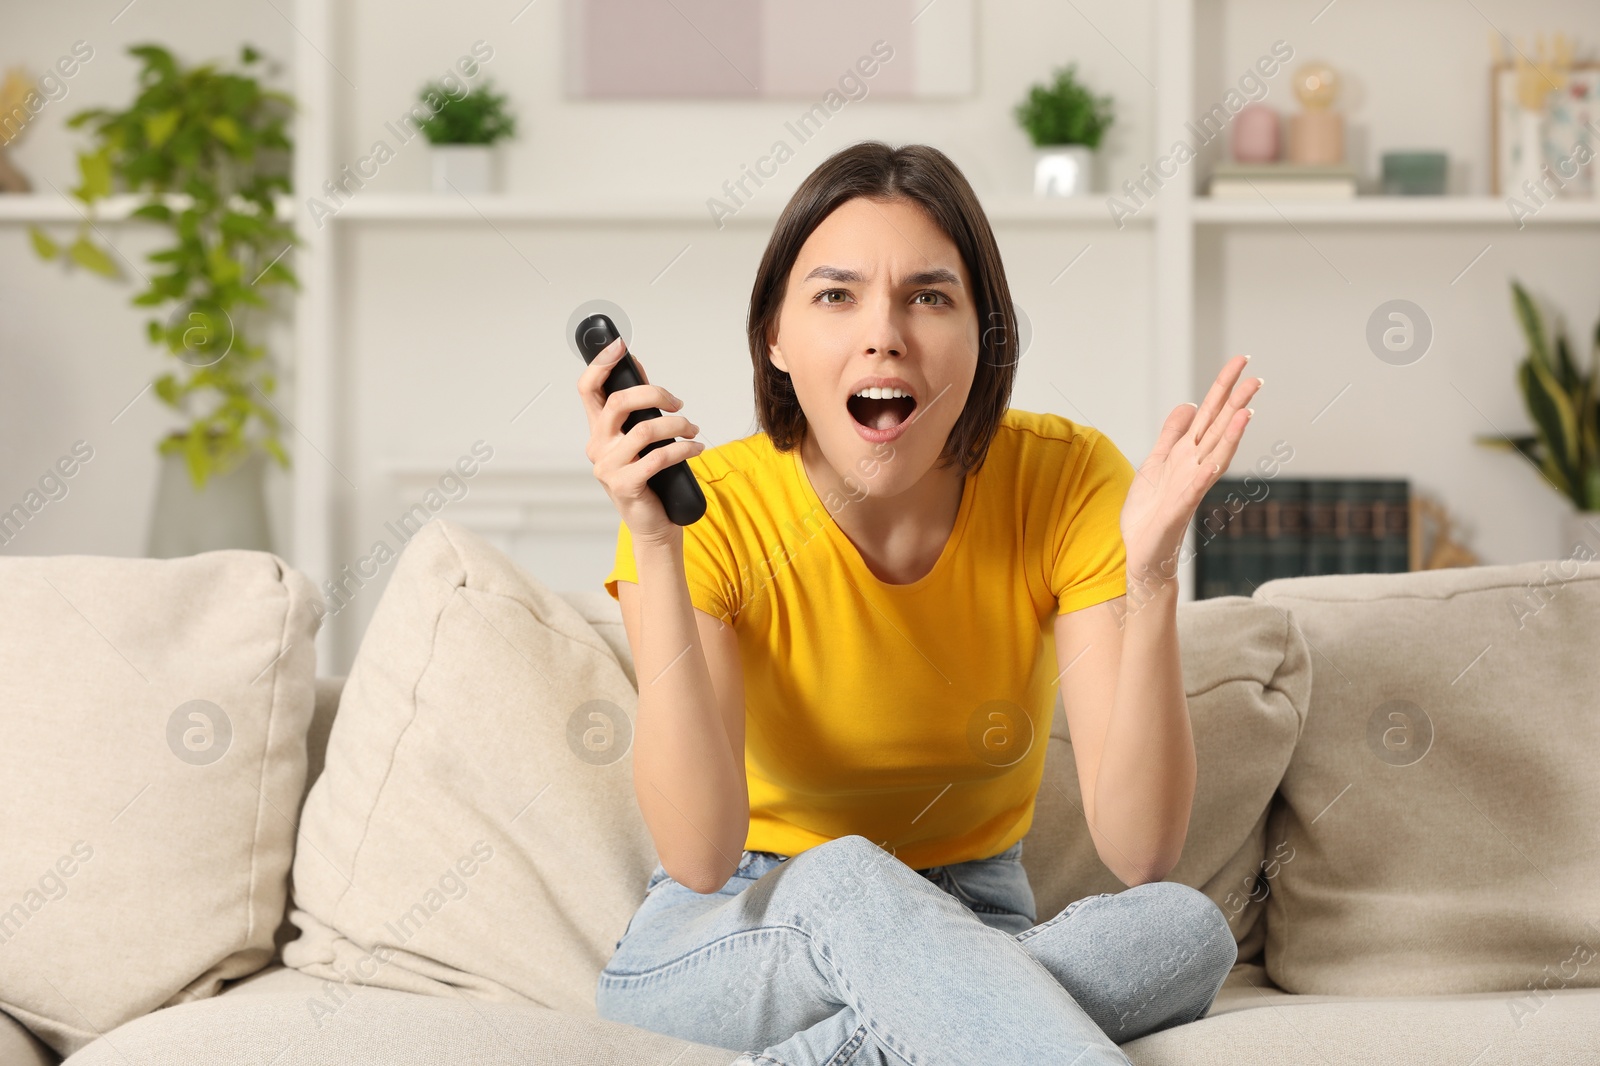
top-left (603, 513), bottom-right (741, 625)
top-left (1049, 430), bottom-right (1136, 615)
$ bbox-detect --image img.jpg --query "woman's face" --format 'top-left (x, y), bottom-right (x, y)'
top-left (768, 196), bottom-right (980, 498)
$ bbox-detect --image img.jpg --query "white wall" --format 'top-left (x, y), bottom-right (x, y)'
top-left (5, 0), bottom-right (1598, 676)
top-left (1192, 0), bottom-right (1600, 566)
top-left (1, 1), bottom-right (296, 558)
top-left (311, 0), bottom-right (1160, 670)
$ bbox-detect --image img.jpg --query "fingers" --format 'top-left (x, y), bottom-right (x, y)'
top-left (578, 336), bottom-right (630, 409)
top-left (1193, 404), bottom-right (1252, 494)
top-left (1147, 402), bottom-right (1200, 465)
top-left (1196, 374), bottom-right (1260, 462)
top-left (1190, 355), bottom-right (1254, 446)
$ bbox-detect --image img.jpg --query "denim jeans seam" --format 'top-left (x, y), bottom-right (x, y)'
top-left (797, 914), bottom-right (920, 1066)
top-left (820, 1020), bottom-right (873, 1066)
top-left (598, 923), bottom-right (809, 984)
top-left (1013, 891), bottom-right (1114, 945)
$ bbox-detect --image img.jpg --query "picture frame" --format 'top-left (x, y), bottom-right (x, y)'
top-left (1491, 62), bottom-right (1600, 197)
top-left (562, 0), bottom-right (975, 100)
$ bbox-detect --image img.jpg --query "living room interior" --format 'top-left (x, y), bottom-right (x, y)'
top-left (2, 1), bottom-right (1598, 1064)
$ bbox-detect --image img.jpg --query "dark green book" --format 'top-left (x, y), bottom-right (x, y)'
top-left (1305, 479), bottom-right (1345, 575)
top-left (1191, 477), bottom-right (1411, 598)
top-left (1263, 480), bottom-right (1308, 583)
top-left (1193, 482), bottom-right (1240, 598)
top-left (1373, 480), bottom-right (1411, 572)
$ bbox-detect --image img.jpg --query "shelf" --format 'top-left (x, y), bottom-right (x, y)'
top-left (326, 192), bottom-right (1151, 226)
top-left (19, 191), bottom-right (1588, 228)
top-left (0, 193), bottom-right (295, 223)
top-left (1192, 196), bottom-right (1600, 226)
top-left (3, 190), bottom-right (1148, 227)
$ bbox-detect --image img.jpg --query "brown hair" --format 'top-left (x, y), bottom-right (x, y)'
top-left (746, 141), bottom-right (1019, 474)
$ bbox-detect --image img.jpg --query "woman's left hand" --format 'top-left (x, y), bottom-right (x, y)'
top-left (1119, 354), bottom-right (1263, 588)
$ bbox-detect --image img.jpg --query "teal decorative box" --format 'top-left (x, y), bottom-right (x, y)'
top-left (1381, 152), bottom-right (1448, 195)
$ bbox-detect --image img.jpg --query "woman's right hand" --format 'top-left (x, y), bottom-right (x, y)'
top-left (579, 335), bottom-right (706, 545)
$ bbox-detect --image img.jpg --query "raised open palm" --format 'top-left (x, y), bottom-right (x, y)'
top-left (1120, 354), bottom-right (1264, 582)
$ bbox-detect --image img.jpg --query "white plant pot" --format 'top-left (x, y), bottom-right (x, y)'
top-left (431, 144), bottom-right (498, 195)
top-left (1033, 145), bottom-right (1096, 197)
top-left (147, 445), bottom-right (273, 558)
top-left (1562, 508), bottom-right (1600, 560)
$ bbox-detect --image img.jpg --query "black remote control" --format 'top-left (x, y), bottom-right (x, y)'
top-left (575, 313), bottom-right (707, 526)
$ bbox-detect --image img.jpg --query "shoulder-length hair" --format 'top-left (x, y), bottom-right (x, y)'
top-left (746, 141), bottom-right (1019, 474)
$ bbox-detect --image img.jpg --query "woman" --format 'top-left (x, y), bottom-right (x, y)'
top-left (576, 141), bottom-right (1261, 1065)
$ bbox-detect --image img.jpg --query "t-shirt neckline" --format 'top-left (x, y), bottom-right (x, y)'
top-left (787, 441), bottom-right (977, 593)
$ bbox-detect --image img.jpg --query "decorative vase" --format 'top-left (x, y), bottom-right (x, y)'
top-left (1033, 145), bottom-right (1095, 197)
top-left (1232, 104), bottom-right (1280, 163)
top-left (430, 144), bottom-right (497, 195)
top-left (1562, 508), bottom-right (1600, 560)
top-left (146, 443), bottom-right (273, 558)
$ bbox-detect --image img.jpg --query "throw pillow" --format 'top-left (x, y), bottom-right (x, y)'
top-left (0, 551), bottom-right (321, 1056)
top-left (1256, 558), bottom-right (1600, 995)
top-left (280, 519), bottom-right (655, 1014)
top-left (1021, 595), bottom-right (1311, 965)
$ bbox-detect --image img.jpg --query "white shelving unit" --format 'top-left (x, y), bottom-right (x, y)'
top-left (8, 0), bottom-right (1595, 667)
top-left (328, 193), bottom-right (1153, 225)
top-left (1191, 197), bottom-right (1600, 225)
top-left (0, 193), bottom-right (295, 222)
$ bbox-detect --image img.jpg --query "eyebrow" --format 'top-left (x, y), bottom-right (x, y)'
top-left (801, 265), bottom-right (963, 287)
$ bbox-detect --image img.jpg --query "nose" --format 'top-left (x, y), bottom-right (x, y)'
top-left (862, 290), bottom-right (907, 358)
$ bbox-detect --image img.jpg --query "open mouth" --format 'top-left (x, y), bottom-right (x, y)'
top-left (847, 392), bottom-right (918, 431)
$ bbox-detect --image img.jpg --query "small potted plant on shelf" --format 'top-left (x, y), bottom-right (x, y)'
top-left (1014, 63), bottom-right (1115, 197)
top-left (1475, 279), bottom-right (1600, 558)
top-left (419, 78), bottom-right (516, 194)
top-left (27, 42), bottom-right (297, 558)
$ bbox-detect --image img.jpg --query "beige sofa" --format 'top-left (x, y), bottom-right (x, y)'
top-left (2, 519), bottom-right (1596, 1065)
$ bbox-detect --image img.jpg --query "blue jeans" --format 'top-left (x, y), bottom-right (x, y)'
top-left (596, 834), bottom-right (1236, 1065)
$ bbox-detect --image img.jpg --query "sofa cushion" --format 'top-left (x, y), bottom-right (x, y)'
top-left (0, 1009), bottom-right (56, 1066)
top-left (1254, 558), bottom-right (1600, 996)
top-left (62, 965), bottom-right (740, 1065)
top-left (1021, 595), bottom-right (1310, 966)
top-left (0, 551), bottom-right (321, 1057)
top-left (280, 519), bottom-right (656, 1014)
top-left (1121, 979), bottom-right (1600, 1065)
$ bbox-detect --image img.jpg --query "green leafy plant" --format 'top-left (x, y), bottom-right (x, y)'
top-left (417, 79), bottom-right (516, 145)
top-left (1475, 280), bottom-right (1600, 511)
top-left (1014, 63), bottom-right (1115, 148)
top-left (28, 42), bottom-right (297, 490)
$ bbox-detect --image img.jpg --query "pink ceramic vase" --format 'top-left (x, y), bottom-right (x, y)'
top-left (1232, 104), bottom-right (1280, 163)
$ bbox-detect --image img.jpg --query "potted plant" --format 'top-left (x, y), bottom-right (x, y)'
top-left (419, 78), bottom-right (516, 194)
top-left (28, 43), bottom-right (297, 557)
top-left (1014, 63), bottom-right (1115, 197)
top-left (1475, 280), bottom-right (1600, 558)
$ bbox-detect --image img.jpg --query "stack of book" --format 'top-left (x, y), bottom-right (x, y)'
top-left (1207, 162), bottom-right (1359, 200)
top-left (1191, 478), bottom-right (1412, 599)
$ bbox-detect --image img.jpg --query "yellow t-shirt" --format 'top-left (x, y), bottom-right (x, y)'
top-left (603, 408), bottom-right (1135, 869)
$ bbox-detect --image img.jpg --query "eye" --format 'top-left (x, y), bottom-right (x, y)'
top-left (812, 288), bottom-right (850, 305)
top-left (913, 290), bottom-right (950, 306)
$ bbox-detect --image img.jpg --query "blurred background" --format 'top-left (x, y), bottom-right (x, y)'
top-left (4, 0), bottom-right (1599, 673)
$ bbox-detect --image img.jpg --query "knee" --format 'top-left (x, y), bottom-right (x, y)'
top-left (1127, 882), bottom-right (1236, 969)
